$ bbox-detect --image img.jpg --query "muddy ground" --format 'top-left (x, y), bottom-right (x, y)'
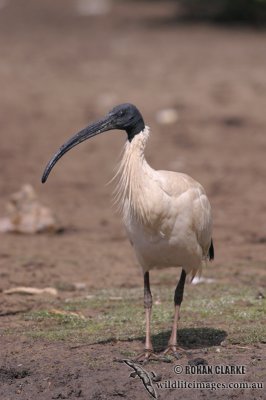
top-left (0, 1), bottom-right (265, 399)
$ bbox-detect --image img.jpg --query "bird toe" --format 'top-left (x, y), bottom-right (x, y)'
top-left (163, 344), bottom-right (185, 360)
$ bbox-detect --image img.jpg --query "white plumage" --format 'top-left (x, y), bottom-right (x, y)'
top-left (115, 126), bottom-right (212, 278)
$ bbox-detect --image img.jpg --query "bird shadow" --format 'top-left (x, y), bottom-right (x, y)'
top-left (93, 327), bottom-right (227, 352)
top-left (152, 327), bottom-right (227, 352)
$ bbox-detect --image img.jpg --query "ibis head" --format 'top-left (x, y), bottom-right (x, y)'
top-left (41, 103), bottom-right (145, 183)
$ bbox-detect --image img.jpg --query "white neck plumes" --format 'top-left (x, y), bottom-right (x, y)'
top-left (113, 126), bottom-right (154, 223)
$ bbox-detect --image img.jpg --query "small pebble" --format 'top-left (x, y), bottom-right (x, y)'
top-left (188, 358), bottom-right (208, 366)
top-left (156, 108), bottom-right (179, 125)
top-left (73, 282), bottom-right (87, 291)
top-left (76, 0), bottom-right (111, 16)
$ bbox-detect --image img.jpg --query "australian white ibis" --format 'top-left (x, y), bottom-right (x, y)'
top-left (42, 103), bottom-right (214, 362)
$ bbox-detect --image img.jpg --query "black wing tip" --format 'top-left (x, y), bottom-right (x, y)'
top-left (208, 239), bottom-right (214, 261)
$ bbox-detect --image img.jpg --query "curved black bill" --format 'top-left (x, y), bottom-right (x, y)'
top-left (41, 116), bottom-right (113, 183)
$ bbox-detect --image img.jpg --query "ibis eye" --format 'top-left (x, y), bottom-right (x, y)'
top-left (118, 110), bottom-right (126, 117)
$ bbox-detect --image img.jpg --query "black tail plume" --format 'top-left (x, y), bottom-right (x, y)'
top-left (208, 239), bottom-right (214, 261)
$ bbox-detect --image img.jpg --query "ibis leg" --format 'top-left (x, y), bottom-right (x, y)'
top-left (164, 269), bottom-right (186, 358)
top-left (144, 271), bottom-right (153, 351)
top-left (134, 272), bottom-right (160, 363)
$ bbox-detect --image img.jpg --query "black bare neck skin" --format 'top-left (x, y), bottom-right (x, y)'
top-left (127, 121), bottom-right (145, 142)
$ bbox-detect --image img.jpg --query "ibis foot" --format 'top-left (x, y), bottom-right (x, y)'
top-left (134, 349), bottom-right (172, 364)
top-left (134, 348), bottom-right (159, 364)
top-left (163, 344), bottom-right (185, 360)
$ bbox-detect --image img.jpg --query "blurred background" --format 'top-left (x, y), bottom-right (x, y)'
top-left (0, 1), bottom-right (265, 398)
top-left (0, 0), bottom-right (265, 299)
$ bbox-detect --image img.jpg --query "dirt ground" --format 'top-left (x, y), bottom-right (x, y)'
top-left (0, 1), bottom-right (265, 399)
